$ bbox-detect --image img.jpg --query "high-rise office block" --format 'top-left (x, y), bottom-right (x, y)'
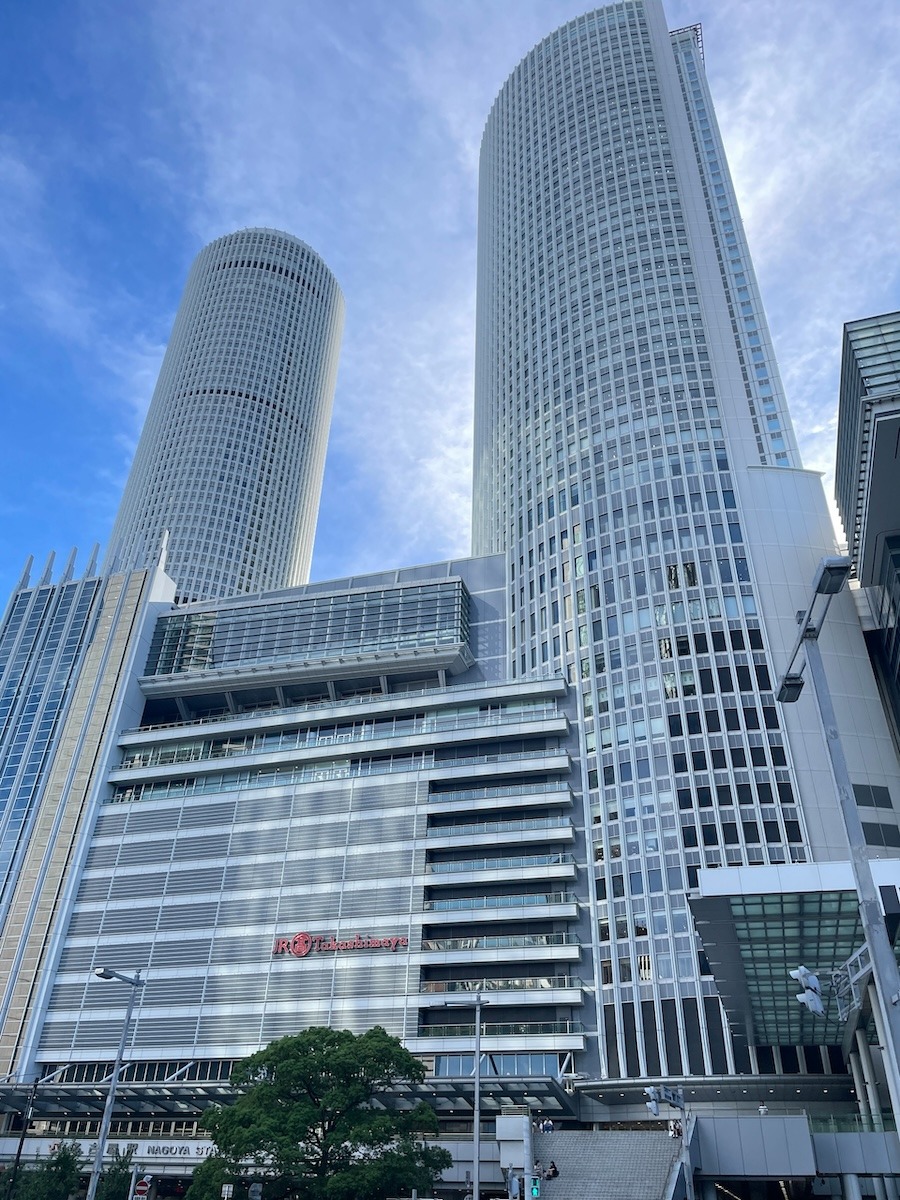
top-left (473, 0), bottom-right (899, 1084)
top-left (0, 556), bottom-right (174, 1072)
top-left (106, 228), bottom-right (344, 604)
top-left (473, 4), bottom-right (799, 557)
top-left (835, 311), bottom-right (900, 587)
top-left (836, 311), bottom-right (900, 745)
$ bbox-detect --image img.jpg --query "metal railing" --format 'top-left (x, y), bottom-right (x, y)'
top-left (427, 816), bottom-right (571, 839)
top-left (418, 1020), bottom-right (584, 1038)
top-left (423, 891), bottom-right (573, 912)
top-left (118, 706), bottom-right (562, 770)
top-left (426, 853), bottom-right (574, 874)
top-left (123, 673), bottom-right (567, 736)
top-left (421, 932), bottom-right (579, 952)
top-left (430, 782), bottom-right (572, 804)
top-left (420, 976), bottom-right (581, 994)
top-left (808, 1113), bottom-right (897, 1134)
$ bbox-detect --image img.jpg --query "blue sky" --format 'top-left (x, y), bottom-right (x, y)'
top-left (2, 0), bottom-right (899, 601)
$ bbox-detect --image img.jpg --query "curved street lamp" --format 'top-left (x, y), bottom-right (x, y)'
top-left (777, 557), bottom-right (900, 1121)
top-left (85, 969), bottom-right (145, 1200)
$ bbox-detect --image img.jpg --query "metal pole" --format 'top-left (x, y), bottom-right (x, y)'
top-left (804, 637), bottom-right (900, 1121)
top-left (523, 1110), bottom-right (533, 1200)
top-left (681, 1111), bottom-right (695, 1200)
top-left (85, 974), bottom-right (142, 1200)
top-left (5, 1080), bottom-right (37, 1200)
top-left (472, 993), bottom-right (482, 1200)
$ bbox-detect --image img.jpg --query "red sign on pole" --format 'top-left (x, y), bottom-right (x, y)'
top-left (135, 1181), bottom-right (150, 1197)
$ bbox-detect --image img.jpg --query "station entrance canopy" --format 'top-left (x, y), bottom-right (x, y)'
top-left (688, 861), bottom-right (900, 1049)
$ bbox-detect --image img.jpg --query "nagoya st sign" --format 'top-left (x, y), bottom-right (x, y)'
top-left (273, 931), bottom-right (409, 959)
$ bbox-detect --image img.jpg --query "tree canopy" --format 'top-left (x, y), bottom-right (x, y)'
top-left (8, 1142), bottom-right (85, 1200)
top-left (95, 1148), bottom-right (135, 1200)
top-left (187, 1027), bottom-right (450, 1200)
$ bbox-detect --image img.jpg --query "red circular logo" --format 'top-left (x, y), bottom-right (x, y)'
top-left (290, 932), bottom-right (312, 958)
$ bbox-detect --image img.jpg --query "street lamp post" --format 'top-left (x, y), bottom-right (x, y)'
top-left (442, 991), bottom-right (487, 1200)
top-left (471, 993), bottom-right (483, 1200)
top-left (85, 969), bottom-right (145, 1200)
top-left (777, 556), bottom-right (900, 1119)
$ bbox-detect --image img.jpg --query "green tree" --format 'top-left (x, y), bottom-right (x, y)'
top-left (95, 1149), bottom-right (135, 1200)
top-left (10, 1142), bottom-right (85, 1200)
top-left (187, 1027), bottom-right (450, 1200)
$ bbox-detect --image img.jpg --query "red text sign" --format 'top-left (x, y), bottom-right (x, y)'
top-left (272, 932), bottom-right (409, 958)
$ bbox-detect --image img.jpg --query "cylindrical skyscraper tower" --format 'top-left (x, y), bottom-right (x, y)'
top-left (473, 0), bottom-right (890, 1091)
top-left (106, 228), bottom-right (344, 603)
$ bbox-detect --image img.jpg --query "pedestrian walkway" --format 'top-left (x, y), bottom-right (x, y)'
top-left (532, 1129), bottom-right (682, 1200)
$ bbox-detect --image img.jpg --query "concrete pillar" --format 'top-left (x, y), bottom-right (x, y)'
top-left (869, 983), bottom-right (900, 1127)
top-left (842, 1174), bottom-right (863, 1200)
top-left (857, 1028), bottom-right (885, 1127)
top-left (850, 1049), bottom-right (872, 1121)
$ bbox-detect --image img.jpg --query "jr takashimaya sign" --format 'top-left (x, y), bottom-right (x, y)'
top-left (272, 931), bottom-right (409, 958)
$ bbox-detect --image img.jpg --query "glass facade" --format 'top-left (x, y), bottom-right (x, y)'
top-left (0, 577), bottom-right (102, 922)
top-left (145, 580), bottom-right (470, 675)
top-left (474, 0), bottom-right (815, 1081)
top-left (106, 228), bottom-right (344, 603)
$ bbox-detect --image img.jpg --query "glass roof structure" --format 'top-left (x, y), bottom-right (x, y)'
top-left (689, 862), bottom-right (900, 1050)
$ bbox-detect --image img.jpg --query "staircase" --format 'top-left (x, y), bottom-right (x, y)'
top-left (532, 1129), bottom-right (682, 1200)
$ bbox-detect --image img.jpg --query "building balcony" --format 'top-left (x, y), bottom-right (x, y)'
top-left (417, 932), bottom-right (581, 965)
top-left (421, 853), bottom-right (576, 889)
top-left (418, 976), bottom-right (584, 1006)
top-left (115, 709), bottom-right (568, 773)
top-left (109, 730), bottom-right (570, 787)
top-left (111, 750), bottom-right (573, 805)
top-left (424, 816), bottom-right (574, 850)
top-left (423, 890), bottom-right (573, 910)
top-left (426, 751), bottom-right (571, 784)
top-left (426, 782), bottom-right (574, 815)
top-left (409, 1021), bottom-right (586, 1054)
top-left (121, 676), bottom-right (568, 741)
top-left (420, 892), bottom-right (577, 925)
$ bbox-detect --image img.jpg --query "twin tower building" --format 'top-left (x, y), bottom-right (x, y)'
top-left (2, 0), bottom-right (899, 1175)
top-left (106, 228), bottom-right (345, 603)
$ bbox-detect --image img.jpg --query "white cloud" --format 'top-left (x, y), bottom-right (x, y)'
top-left (697, 0), bottom-right (900, 492)
top-left (3, 0), bottom-right (900, 595)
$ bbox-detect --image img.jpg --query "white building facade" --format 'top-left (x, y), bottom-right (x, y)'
top-left (473, 0), bottom-right (900, 1084)
top-left (106, 228), bottom-right (344, 604)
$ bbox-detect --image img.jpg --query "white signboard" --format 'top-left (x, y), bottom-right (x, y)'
top-left (0, 1136), bottom-right (217, 1172)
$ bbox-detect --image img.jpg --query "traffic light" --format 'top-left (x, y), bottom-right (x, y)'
top-left (644, 1086), bottom-right (661, 1116)
top-left (790, 965), bottom-right (825, 1016)
top-left (531, 1179), bottom-right (541, 1198)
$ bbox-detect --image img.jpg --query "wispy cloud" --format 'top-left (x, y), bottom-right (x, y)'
top-left (699, 0), bottom-right (900, 490)
top-left (1, 0), bottom-right (899, 596)
top-left (0, 130), bottom-right (169, 572)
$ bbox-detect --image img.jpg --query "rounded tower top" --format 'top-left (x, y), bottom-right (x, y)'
top-left (105, 228), bottom-right (345, 603)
